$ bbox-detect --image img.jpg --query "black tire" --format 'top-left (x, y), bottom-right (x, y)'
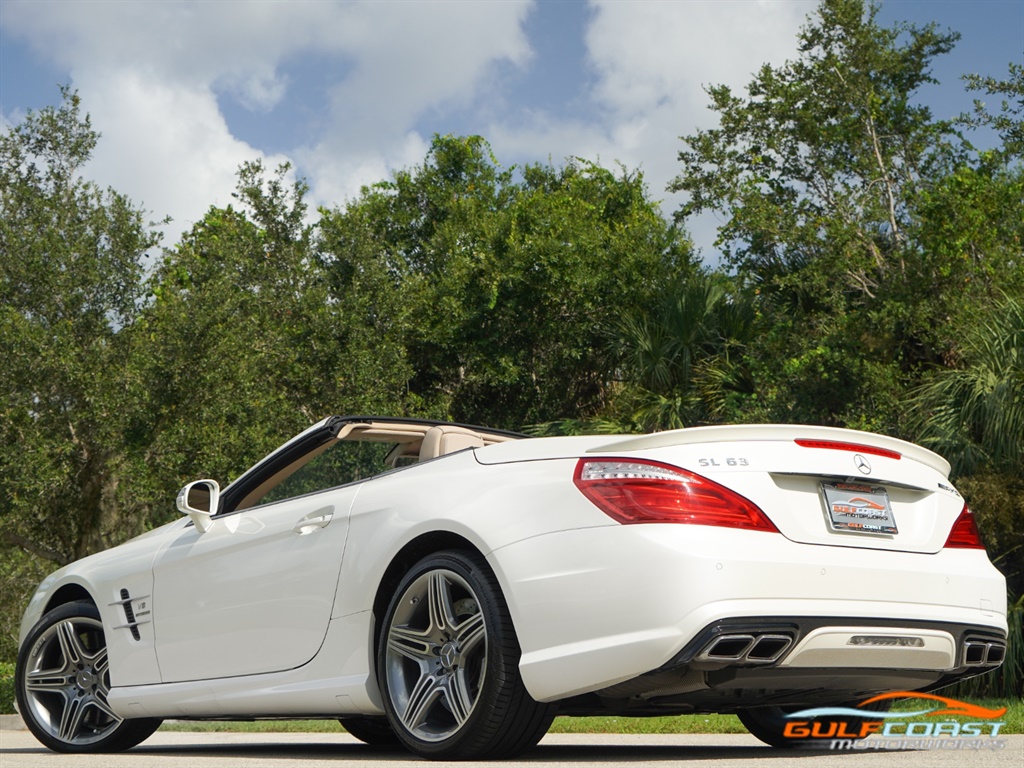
top-left (338, 716), bottom-right (401, 746)
top-left (739, 699), bottom-right (891, 748)
top-left (376, 550), bottom-right (555, 760)
top-left (16, 601), bottom-right (162, 753)
top-left (737, 707), bottom-right (803, 748)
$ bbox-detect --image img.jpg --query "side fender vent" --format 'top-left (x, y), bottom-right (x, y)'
top-left (120, 589), bottom-right (141, 641)
top-left (109, 588), bottom-right (151, 642)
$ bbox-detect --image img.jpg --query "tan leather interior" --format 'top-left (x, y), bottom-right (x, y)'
top-left (418, 426), bottom-right (486, 461)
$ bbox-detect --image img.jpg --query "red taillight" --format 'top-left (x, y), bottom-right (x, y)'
top-left (573, 458), bottom-right (778, 532)
top-left (944, 503), bottom-right (985, 549)
top-left (794, 439), bottom-right (901, 460)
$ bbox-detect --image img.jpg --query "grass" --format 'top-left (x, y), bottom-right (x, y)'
top-left (158, 714), bottom-right (751, 735)
top-left (158, 699), bottom-right (1024, 735)
top-left (0, 662), bottom-right (13, 715)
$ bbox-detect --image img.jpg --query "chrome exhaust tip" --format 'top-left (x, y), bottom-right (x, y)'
top-left (697, 632), bottom-right (793, 664)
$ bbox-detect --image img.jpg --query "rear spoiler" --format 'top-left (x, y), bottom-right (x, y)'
top-left (590, 424), bottom-right (951, 477)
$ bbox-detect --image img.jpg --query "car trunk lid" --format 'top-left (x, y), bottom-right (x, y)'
top-left (588, 425), bottom-right (960, 555)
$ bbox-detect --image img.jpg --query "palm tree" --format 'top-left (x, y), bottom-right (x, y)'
top-left (910, 296), bottom-right (1024, 475)
top-left (608, 272), bottom-right (757, 432)
top-left (528, 271), bottom-right (756, 436)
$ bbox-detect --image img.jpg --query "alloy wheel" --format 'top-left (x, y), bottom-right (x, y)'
top-left (21, 615), bottom-right (121, 747)
top-left (383, 568), bottom-right (487, 742)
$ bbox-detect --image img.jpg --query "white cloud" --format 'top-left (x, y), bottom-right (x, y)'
top-left (75, 68), bottom-right (292, 240)
top-left (487, 0), bottom-right (808, 259)
top-left (298, 0), bottom-right (533, 209)
top-left (3, 0), bottom-right (811, 258)
top-left (2, 0), bottom-right (535, 243)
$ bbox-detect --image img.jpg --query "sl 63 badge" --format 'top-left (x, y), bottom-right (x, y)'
top-left (698, 458), bottom-right (750, 467)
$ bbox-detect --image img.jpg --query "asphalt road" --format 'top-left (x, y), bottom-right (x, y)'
top-left (1, 729), bottom-right (1022, 768)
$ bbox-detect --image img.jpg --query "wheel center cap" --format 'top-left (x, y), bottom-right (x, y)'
top-left (76, 669), bottom-right (96, 689)
top-left (439, 642), bottom-right (459, 670)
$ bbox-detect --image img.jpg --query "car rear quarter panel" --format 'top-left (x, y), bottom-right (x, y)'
top-left (330, 450), bottom-right (614, 620)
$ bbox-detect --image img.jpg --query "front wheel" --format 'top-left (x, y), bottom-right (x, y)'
top-left (16, 601), bottom-right (162, 753)
top-left (377, 550), bottom-right (554, 760)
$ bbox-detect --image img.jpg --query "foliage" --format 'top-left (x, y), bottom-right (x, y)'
top-left (962, 62), bottom-right (1024, 160)
top-left (605, 271), bottom-right (757, 431)
top-left (672, 0), bottom-right (959, 300)
top-left (0, 661), bottom-right (13, 714)
top-left (909, 296), bottom-right (1024, 476)
top-left (0, 88), bottom-right (161, 565)
top-left (318, 135), bottom-right (693, 430)
top-left (129, 161), bottom-right (416, 528)
top-left (0, 548), bottom-right (49, 664)
top-left (669, 0), bottom-right (1024, 436)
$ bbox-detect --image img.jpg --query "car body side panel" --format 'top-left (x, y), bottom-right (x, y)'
top-left (18, 519), bottom-right (187, 688)
top-left (106, 609), bottom-right (382, 719)
top-left (151, 487), bottom-right (356, 683)
top-left (330, 452), bottom-right (613, 619)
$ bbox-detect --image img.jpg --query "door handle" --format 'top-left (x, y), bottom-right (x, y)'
top-left (293, 510), bottom-right (333, 535)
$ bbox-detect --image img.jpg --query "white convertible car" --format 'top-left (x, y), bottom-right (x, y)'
top-left (16, 417), bottom-right (1007, 758)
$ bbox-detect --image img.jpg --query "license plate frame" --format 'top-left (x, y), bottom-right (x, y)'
top-left (820, 481), bottom-right (897, 535)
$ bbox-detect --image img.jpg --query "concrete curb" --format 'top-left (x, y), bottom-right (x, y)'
top-left (1, 713), bottom-right (26, 730)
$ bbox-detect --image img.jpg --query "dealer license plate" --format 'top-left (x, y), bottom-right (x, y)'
top-left (820, 481), bottom-right (897, 535)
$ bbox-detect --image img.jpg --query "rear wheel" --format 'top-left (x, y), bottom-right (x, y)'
top-left (377, 550), bottom-right (554, 760)
top-left (338, 716), bottom-right (401, 746)
top-left (737, 707), bottom-right (802, 748)
top-left (739, 699), bottom-right (891, 748)
top-left (16, 601), bottom-right (162, 753)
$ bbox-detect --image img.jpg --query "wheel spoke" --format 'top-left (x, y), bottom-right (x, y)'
top-left (55, 621), bottom-right (86, 667)
top-left (387, 625), bottom-right (434, 663)
top-left (454, 612), bottom-right (485, 655)
top-left (91, 691), bottom-right (121, 723)
top-left (442, 673), bottom-right (474, 727)
top-left (401, 672), bottom-right (443, 732)
top-left (25, 669), bottom-right (74, 693)
top-left (427, 572), bottom-right (457, 635)
top-left (57, 695), bottom-right (87, 743)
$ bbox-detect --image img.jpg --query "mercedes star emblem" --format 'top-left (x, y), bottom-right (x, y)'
top-left (854, 454), bottom-right (872, 474)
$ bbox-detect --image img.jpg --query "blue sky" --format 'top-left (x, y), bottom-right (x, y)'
top-left (2, 0), bottom-right (1021, 260)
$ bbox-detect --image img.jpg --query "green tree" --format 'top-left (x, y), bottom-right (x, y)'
top-left (666, 0), bottom-right (1021, 432)
top-left (672, 0), bottom-right (959, 306)
top-left (131, 161), bottom-right (413, 514)
top-left (605, 272), bottom-right (757, 431)
top-left (0, 88), bottom-right (160, 566)
top-left (318, 135), bottom-right (693, 430)
top-left (962, 62), bottom-right (1024, 160)
top-left (910, 296), bottom-right (1024, 476)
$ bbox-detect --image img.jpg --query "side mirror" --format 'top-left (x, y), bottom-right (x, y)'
top-left (176, 479), bottom-right (220, 534)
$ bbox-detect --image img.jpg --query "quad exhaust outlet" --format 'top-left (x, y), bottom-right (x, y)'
top-left (697, 633), bottom-right (794, 664)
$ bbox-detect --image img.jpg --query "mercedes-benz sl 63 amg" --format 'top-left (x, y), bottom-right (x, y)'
top-left (15, 417), bottom-right (1006, 758)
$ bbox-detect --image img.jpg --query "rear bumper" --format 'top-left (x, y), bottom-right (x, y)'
top-left (487, 524), bottom-right (1007, 703)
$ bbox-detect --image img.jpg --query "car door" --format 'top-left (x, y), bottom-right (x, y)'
top-left (151, 418), bottom-right (366, 683)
